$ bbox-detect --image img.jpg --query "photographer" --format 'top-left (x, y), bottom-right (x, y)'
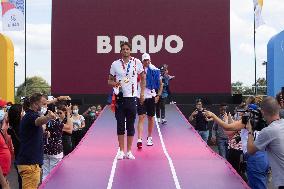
top-left (189, 99), bottom-right (212, 143)
top-left (82, 106), bottom-right (97, 137)
top-left (52, 98), bottom-right (74, 156)
top-left (96, 105), bottom-right (102, 117)
top-left (16, 93), bottom-right (56, 189)
top-left (227, 103), bottom-right (245, 178)
top-left (247, 96), bottom-right (284, 188)
top-left (83, 106), bottom-right (97, 126)
top-left (211, 103), bottom-right (229, 159)
top-left (204, 101), bottom-right (269, 189)
top-left (276, 92), bottom-right (284, 119)
top-left (42, 104), bottom-right (73, 180)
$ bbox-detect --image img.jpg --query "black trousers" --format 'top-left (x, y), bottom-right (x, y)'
top-left (72, 130), bottom-right (83, 149)
top-left (62, 133), bottom-right (73, 156)
top-left (15, 162), bottom-right (22, 189)
top-left (156, 97), bottom-right (166, 119)
top-left (115, 97), bottom-right (137, 136)
top-left (166, 85), bottom-right (173, 102)
top-left (227, 148), bottom-right (243, 175)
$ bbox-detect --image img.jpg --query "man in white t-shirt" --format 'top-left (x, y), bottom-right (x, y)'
top-left (247, 97), bottom-right (284, 188)
top-left (108, 42), bottom-right (145, 160)
top-left (136, 53), bottom-right (163, 149)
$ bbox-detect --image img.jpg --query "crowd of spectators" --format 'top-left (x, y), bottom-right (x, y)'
top-left (0, 95), bottom-right (102, 189)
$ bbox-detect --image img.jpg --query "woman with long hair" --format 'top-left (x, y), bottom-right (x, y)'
top-left (7, 104), bottom-right (24, 189)
top-left (42, 104), bottom-right (72, 180)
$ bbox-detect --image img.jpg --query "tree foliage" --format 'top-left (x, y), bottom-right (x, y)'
top-left (16, 76), bottom-right (50, 102)
top-left (232, 78), bottom-right (266, 95)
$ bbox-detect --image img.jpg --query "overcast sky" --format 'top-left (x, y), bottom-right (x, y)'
top-left (0, 0), bottom-right (284, 87)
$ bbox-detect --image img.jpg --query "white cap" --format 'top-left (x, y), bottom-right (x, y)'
top-left (142, 53), bottom-right (151, 61)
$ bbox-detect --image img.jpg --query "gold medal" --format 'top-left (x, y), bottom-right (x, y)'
top-left (124, 77), bottom-right (130, 83)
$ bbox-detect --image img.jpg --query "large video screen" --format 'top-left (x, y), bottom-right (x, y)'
top-left (52, 0), bottom-right (230, 94)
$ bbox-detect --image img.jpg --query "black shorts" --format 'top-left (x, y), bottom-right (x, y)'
top-left (137, 97), bottom-right (155, 117)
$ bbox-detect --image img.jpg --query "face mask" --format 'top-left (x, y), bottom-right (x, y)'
top-left (90, 112), bottom-right (95, 117)
top-left (38, 107), bottom-right (47, 116)
top-left (73, 110), bottom-right (79, 115)
top-left (6, 106), bottom-right (11, 111)
top-left (0, 110), bottom-right (4, 121)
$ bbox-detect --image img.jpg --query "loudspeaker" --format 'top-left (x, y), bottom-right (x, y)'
top-left (232, 94), bottom-right (243, 104)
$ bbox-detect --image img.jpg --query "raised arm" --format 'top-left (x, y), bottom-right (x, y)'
top-left (35, 110), bottom-right (56, 127)
top-left (47, 96), bottom-right (71, 105)
top-left (204, 111), bottom-right (245, 131)
top-left (62, 105), bottom-right (73, 134)
top-left (82, 107), bottom-right (91, 117)
top-left (80, 118), bottom-right (85, 129)
top-left (189, 110), bottom-right (198, 122)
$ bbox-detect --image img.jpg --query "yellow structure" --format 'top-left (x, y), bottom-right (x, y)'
top-left (0, 33), bottom-right (14, 103)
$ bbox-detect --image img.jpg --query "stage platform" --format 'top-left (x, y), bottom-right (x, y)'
top-left (40, 105), bottom-right (249, 189)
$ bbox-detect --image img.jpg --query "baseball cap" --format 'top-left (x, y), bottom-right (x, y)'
top-left (248, 103), bottom-right (258, 110)
top-left (0, 99), bottom-right (7, 107)
top-left (142, 53), bottom-right (151, 61)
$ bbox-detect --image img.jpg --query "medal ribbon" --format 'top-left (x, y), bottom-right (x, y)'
top-left (121, 59), bottom-right (131, 78)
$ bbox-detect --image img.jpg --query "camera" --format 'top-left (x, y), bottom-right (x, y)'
top-left (237, 104), bottom-right (267, 131)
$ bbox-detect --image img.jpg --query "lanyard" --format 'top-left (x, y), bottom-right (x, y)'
top-left (120, 58), bottom-right (136, 96)
top-left (121, 59), bottom-right (131, 77)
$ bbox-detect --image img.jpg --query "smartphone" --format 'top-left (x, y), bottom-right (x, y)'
top-left (66, 100), bottom-right (72, 105)
top-left (48, 96), bottom-right (54, 101)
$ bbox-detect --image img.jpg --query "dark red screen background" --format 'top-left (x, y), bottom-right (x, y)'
top-left (51, 0), bottom-right (230, 94)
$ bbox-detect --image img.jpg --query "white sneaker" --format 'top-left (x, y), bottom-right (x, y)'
top-left (117, 151), bottom-right (125, 160)
top-left (161, 119), bottom-right (167, 124)
top-left (157, 118), bottom-right (161, 123)
top-left (147, 137), bottom-right (153, 146)
top-left (170, 101), bottom-right (176, 104)
top-left (126, 151), bottom-right (135, 160)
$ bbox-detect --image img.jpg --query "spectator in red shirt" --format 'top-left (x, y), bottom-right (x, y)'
top-left (0, 121), bottom-right (11, 189)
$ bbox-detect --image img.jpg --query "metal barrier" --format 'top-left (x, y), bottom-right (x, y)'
top-left (231, 85), bottom-right (267, 96)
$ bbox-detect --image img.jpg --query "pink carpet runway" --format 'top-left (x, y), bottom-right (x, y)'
top-left (40, 105), bottom-right (249, 189)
